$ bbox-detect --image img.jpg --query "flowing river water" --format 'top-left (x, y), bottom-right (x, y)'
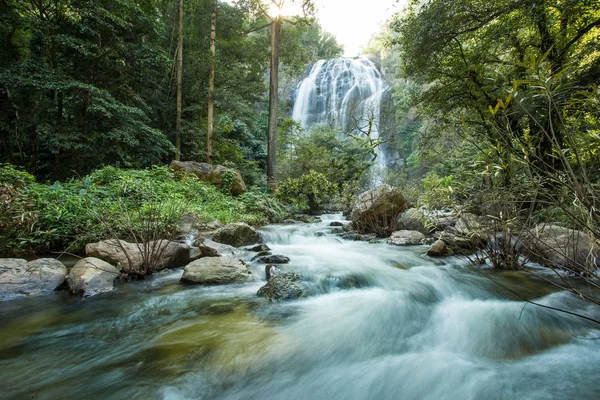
top-left (1, 214), bottom-right (599, 399)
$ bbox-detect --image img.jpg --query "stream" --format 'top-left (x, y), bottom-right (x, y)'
top-left (1, 214), bottom-right (599, 399)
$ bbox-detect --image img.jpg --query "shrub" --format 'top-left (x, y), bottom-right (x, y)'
top-left (276, 170), bottom-right (335, 213)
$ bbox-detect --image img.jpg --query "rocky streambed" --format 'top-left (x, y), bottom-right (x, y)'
top-left (0, 214), bottom-right (599, 399)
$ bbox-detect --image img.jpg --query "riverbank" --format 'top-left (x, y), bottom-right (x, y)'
top-left (1, 214), bottom-right (599, 399)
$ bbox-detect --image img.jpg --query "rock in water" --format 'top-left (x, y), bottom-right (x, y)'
top-left (329, 221), bottom-right (344, 227)
top-left (257, 272), bottom-right (304, 301)
top-left (257, 255), bottom-right (290, 264)
top-left (169, 160), bottom-right (246, 196)
top-left (396, 208), bottom-right (430, 234)
top-left (427, 240), bottom-right (454, 257)
top-left (212, 223), bottom-right (261, 247)
top-left (251, 251), bottom-right (272, 261)
top-left (248, 243), bottom-right (270, 252)
top-left (181, 257), bottom-right (255, 284)
top-left (86, 239), bottom-right (191, 274)
top-left (522, 224), bottom-right (599, 274)
top-left (68, 257), bottom-right (120, 297)
top-left (351, 185), bottom-right (407, 234)
top-left (388, 230), bottom-right (426, 246)
top-left (0, 258), bottom-right (67, 301)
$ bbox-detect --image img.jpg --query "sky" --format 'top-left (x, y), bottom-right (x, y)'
top-left (226, 1), bottom-right (408, 57)
top-left (315, 0), bottom-right (408, 56)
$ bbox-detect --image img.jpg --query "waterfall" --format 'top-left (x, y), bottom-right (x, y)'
top-left (291, 57), bottom-right (388, 183)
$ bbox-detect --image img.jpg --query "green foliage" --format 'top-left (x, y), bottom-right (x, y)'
top-left (383, 0), bottom-right (600, 226)
top-left (278, 125), bottom-right (374, 194)
top-left (0, 163), bottom-right (35, 188)
top-left (0, 164), bottom-right (283, 257)
top-left (419, 173), bottom-right (456, 210)
top-left (276, 170), bottom-right (335, 212)
top-left (220, 170), bottom-right (235, 195)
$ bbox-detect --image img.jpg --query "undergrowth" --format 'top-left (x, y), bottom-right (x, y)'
top-left (0, 164), bottom-right (285, 257)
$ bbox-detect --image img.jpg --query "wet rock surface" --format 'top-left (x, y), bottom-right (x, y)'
top-left (211, 223), bottom-right (261, 247)
top-left (68, 257), bottom-right (120, 297)
top-left (257, 271), bottom-right (304, 301)
top-left (388, 230), bottom-right (426, 246)
top-left (181, 257), bottom-right (255, 284)
top-left (0, 258), bottom-right (67, 301)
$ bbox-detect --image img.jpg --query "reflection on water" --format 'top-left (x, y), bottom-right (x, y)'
top-left (1, 214), bottom-right (599, 400)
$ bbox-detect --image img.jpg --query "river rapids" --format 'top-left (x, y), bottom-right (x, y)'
top-left (0, 214), bottom-right (599, 399)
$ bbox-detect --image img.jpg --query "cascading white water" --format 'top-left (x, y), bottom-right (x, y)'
top-left (292, 58), bottom-right (388, 183)
top-left (0, 215), bottom-right (599, 399)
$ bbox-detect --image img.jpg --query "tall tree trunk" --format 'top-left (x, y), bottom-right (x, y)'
top-left (175, 0), bottom-right (183, 161)
top-left (206, 0), bottom-right (216, 165)
top-left (267, 18), bottom-right (281, 190)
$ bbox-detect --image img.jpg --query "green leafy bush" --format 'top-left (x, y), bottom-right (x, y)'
top-left (276, 170), bottom-right (335, 213)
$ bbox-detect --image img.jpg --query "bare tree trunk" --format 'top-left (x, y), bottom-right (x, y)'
top-left (206, 0), bottom-right (216, 164)
top-left (175, 0), bottom-right (183, 161)
top-left (267, 18), bottom-right (281, 190)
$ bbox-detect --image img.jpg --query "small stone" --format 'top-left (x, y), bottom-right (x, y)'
top-left (427, 240), bottom-right (454, 257)
top-left (248, 243), bottom-right (270, 252)
top-left (252, 251), bottom-right (272, 261)
top-left (257, 255), bottom-right (290, 264)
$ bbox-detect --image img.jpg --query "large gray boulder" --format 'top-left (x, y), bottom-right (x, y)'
top-left (351, 185), bottom-right (407, 235)
top-left (86, 239), bottom-right (191, 274)
top-left (257, 272), bottom-right (304, 301)
top-left (0, 258), bottom-right (67, 301)
top-left (169, 160), bottom-right (246, 196)
top-left (522, 224), bottom-right (599, 274)
top-left (181, 257), bottom-right (255, 284)
top-left (388, 230), bottom-right (426, 246)
top-left (211, 223), bottom-right (261, 247)
top-left (68, 257), bottom-right (120, 297)
top-left (396, 208), bottom-right (430, 234)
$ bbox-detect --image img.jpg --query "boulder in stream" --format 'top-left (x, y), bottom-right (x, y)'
top-left (86, 239), bottom-right (191, 274)
top-left (257, 271), bottom-right (304, 301)
top-left (351, 185), bottom-right (407, 235)
top-left (396, 208), bottom-right (430, 234)
top-left (388, 230), bottom-right (426, 246)
top-left (0, 258), bottom-right (67, 301)
top-left (181, 257), bottom-right (255, 284)
top-left (68, 257), bottom-right (120, 297)
top-left (521, 224), bottom-right (599, 274)
top-left (212, 223), bottom-right (261, 247)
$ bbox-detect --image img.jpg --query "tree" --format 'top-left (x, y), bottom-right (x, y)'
top-left (175, 0), bottom-right (184, 161)
top-left (240, 0), bottom-right (316, 189)
top-left (207, 0), bottom-right (216, 164)
top-left (0, 0), bottom-right (175, 178)
top-left (391, 0), bottom-right (600, 178)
